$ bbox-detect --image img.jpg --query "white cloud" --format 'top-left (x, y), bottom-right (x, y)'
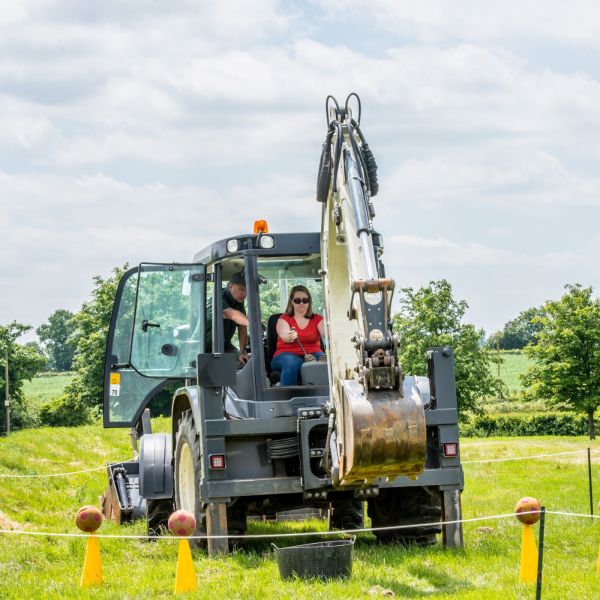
top-left (0, 95), bottom-right (61, 149)
top-left (390, 234), bottom-right (520, 267)
top-left (382, 150), bottom-right (600, 212)
top-left (320, 0), bottom-right (600, 48)
top-left (389, 234), bottom-right (596, 269)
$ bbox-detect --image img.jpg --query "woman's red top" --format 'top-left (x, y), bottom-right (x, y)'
top-left (273, 314), bottom-right (324, 357)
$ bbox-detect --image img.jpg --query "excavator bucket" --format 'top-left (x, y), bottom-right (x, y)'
top-left (338, 380), bottom-right (426, 486)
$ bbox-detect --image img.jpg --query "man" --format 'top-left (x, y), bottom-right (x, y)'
top-left (206, 272), bottom-right (250, 364)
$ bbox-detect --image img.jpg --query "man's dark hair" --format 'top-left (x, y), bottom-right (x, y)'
top-left (228, 272), bottom-right (246, 287)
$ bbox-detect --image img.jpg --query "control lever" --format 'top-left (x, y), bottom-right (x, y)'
top-left (291, 327), bottom-right (316, 362)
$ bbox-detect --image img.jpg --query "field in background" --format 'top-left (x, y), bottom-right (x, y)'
top-left (490, 350), bottom-right (531, 395)
top-left (21, 372), bottom-right (74, 413)
top-left (1, 421), bottom-right (600, 599)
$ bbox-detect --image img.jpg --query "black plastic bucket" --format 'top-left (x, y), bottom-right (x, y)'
top-left (272, 538), bottom-right (354, 580)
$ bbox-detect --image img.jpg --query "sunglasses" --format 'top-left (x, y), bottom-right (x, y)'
top-left (292, 297), bottom-right (310, 304)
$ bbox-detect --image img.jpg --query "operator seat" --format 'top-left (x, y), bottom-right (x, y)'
top-left (266, 313), bottom-right (283, 385)
top-left (265, 312), bottom-right (326, 386)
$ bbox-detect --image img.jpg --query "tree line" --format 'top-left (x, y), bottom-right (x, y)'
top-left (2, 270), bottom-right (599, 438)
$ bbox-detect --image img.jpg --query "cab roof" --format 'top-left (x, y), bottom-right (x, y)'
top-left (192, 232), bottom-right (320, 266)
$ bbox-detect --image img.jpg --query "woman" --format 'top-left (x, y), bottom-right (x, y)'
top-left (271, 285), bottom-right (326, 385)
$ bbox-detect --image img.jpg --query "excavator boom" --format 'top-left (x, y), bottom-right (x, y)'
top-left (319, 94), bottom-right (427, 486)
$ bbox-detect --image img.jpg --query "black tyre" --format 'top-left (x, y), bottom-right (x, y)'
top-left (367, 487), bottom-right (442, 546)
top-left (174, 410), bottom-right (247, 546)
top-left (330, 497), bottom-right (364, 530)
top-left (174, 410), bottom-right (207, 540)
top-left (146, 498), bottom-right (173, 538)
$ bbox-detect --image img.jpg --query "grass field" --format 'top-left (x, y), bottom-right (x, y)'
top-left (2, 420), bottom-right (600, 599)
top-left (21, 371), bottom-right (74, 413)
top-left (490, 351), bottom-right (531, 395)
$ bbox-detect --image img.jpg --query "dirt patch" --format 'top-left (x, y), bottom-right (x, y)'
top-left (0, 509), bottom-right (22, 530)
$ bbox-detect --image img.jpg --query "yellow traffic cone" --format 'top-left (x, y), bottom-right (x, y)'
top-left (80, 535), bottom-right (103, 588)
top-left (596, 543), bottom-right (600, 572)
top-left (175, 538), bottom-right (197, 593)
top-left (519, 524), bottom-right (538, 583)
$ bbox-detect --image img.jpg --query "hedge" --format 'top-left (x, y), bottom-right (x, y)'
top-left (461, 412), bottom-right (599, 437)
top-left (38, 394), bottom-right (91, 427)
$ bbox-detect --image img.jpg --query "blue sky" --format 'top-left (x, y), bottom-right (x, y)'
top-left (1, 0), bottom-right (600, 340)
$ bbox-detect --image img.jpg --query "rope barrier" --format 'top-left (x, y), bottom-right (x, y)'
top-left (462, 449), bottom-right (595, 464)
top-left (0, 510), bottom-right (550, 541)
top-left (0, 460), bottom-right (129, 478)
top-left (546, 510), bottom-right (600, 520)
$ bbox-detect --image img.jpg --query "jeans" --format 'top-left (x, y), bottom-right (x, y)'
top-left (271, 351), bottom-right (325, 386)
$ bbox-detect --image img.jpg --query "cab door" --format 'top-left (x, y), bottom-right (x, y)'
top-left (103, 263), bottom-right (205, 427)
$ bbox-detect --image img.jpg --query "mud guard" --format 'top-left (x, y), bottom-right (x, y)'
top-left (139, 433), bottom-right (174, 500)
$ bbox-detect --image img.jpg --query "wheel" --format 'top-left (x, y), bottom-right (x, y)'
top-left (367, 487), bottom-right (442, 546)
top-left (174, 410), bottom-right (247, 546)
top-left (146, 498), bottom-right (173, 538)
top-left (330, 497), bottom-right (364, 530)
top-left (174, 410), bottom-right (207, 540)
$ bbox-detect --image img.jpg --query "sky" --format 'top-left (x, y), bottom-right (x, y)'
top-left (2, 0), bottom-right (600, 342)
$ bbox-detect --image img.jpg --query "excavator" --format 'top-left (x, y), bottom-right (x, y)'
top-left (101, 94), bottom-right (464, 554)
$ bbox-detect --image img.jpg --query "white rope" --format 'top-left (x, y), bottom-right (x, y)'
top-left (546, 510), bottom-right (600, 520)
top-left (0, 510), bottom-right (543, 540)
top-left (462, 449), bottom-right (589, 464)
top-left (0, 460), bottom-right (129, 478)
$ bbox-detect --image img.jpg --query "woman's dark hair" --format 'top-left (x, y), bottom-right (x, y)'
top-left (285, 285), bottom-right (314, 318)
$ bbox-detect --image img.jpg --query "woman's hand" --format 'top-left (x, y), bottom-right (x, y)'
top-left (276, 318), bottom-right (298, 344)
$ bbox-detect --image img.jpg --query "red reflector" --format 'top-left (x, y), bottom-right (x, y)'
top-left (443, 442), bottom-right (458, 457)
top-left (209, 454), bottom-right (226, 469)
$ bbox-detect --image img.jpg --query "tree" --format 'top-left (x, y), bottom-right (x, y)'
top-left (36, 309), bottom-right (76, 371)
top-left (523, 284), bottom-right (600, 439)
top-left (488, 306), bottom-right (544, 350)
top-left (0, 322), bottom-right (47, 432)
top-left (393, 280), bottom-right (499, 416)
top-left (66, 266), bottom-right (129, 411)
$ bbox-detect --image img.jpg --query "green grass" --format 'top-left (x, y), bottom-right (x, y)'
top-left (489, 351), bottom-right (531, 395)
top-left (2, 423), bottom-right (600, 598)
top-left (21, 372), bottom-right (74, 413)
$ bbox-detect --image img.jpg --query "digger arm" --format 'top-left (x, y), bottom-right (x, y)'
top-left (319, 95), bottom-right (427, 486)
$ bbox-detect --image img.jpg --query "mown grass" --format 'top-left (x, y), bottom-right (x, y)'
top-left (489, 351), bottom-right (531, 395)
top-left (21, 371), bottom-right (74, 413)
top-left (2, 422), bottom-right (600, 598)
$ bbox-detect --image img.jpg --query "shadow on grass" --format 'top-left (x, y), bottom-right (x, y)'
top-left (363, 569), bottom-right (472, 598)
top-left (357, 540), bottom-right (472, 595)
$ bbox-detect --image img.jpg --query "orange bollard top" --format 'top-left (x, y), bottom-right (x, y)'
top-left (514, 496), bottom-right (541, 525)
top-left (168, 510), bottom-right (197, 537)
top-left (75, 505), bottom-right (103, 533)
